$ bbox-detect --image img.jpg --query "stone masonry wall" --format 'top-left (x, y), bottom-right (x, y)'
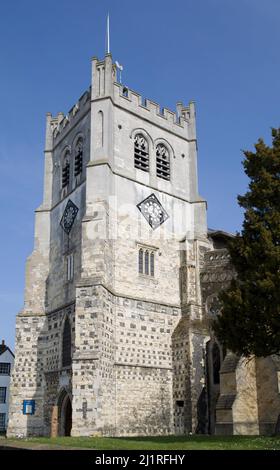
top-left (43, 304), bottom-right (75, 434)
top-left (71, 284), bottom-right (115, 436)
top-left (114, 295), bottom-right (180, 436)
top-left (71, 283), bottom-right (181, 436)
top-left (7, 313), bottom-right (47, 437)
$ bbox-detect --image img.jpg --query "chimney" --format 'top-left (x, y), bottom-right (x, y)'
top-left (1, 340), bottom-right (5, 346)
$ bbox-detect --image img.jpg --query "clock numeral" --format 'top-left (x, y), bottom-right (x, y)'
top-left (137, 194), bottom-right (169, 230)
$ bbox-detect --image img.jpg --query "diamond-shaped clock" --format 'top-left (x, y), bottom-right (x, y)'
top-left (137, 193), bottom-right (169, 230)
top-left (60, 199), bottom-right (79, 234)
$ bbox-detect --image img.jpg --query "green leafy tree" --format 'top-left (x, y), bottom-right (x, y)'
top-left (213, 128), bottom-right (280, 357)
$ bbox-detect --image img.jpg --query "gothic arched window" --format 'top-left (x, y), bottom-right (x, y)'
top-left (139, 248), bottom-right (143, 274)
top-left (156, 143), bottom-right (170, 180)
top-left (62, 317), bottom-right (71, 367)
top-left (212, 342), bottom-right (221, 385)
top-left (74, 138), bottom-right (83, 177)
top-left (62, 151), bottom-right (70, 188)
top-left (134, 134), bottom-right (149, 172)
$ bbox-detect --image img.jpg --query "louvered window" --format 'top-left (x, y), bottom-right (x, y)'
top-left (62, 152), bottom-right (70, 188)
top-left (74, 138), bottom-right (83, 176)
top-left (156, 144), bottom-right (170, 180)
top-left (134, 134), bottom-right (149, 171)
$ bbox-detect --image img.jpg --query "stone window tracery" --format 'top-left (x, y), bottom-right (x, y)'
top-left (156, 143), bottom-right (170, 180)
top-left (138, 247), bottom-right (155, 277)
top-left (74, 138), bottom-right (83, 177)
top-left (134, 134), bottom-right (149, 172)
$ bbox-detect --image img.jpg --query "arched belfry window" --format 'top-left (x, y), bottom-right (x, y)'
top-left (156, 143), bottom-right (170, 180)
top-left (74, 138), bottom-right (83, 177)
top-left (212, 342), bottom-right (221, 385)
top-left (62, 317), bottom-right (71, 367)
top-left (134, 134), bottom-right (149, 171)
top-left (62, 151), bottom-right (70, 188)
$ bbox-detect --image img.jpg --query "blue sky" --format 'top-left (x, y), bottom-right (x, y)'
top-left (1, 0), bottom-right (280, 348)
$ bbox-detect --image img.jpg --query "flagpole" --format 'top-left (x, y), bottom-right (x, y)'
top-left (107, 13), bottom-right (110, 54)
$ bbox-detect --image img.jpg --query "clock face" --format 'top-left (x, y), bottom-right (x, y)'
top-left (137, 194), bottom-right (169, 230)
top-left (60, 200), bottom-right (79, 234)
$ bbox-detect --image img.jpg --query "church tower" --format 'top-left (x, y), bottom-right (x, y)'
top-left (8, 54), bottom-right (209, 437)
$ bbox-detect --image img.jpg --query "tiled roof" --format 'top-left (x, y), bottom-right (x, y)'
top-left (0, 344), bottom-right (14, 357)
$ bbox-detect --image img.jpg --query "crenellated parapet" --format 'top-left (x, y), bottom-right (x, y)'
top-left (90, 54), bottom-right (196, 141)
top-left (113, 82), bottom-right (194, 136)
top-left (49, 88), bottom-right (91, 144)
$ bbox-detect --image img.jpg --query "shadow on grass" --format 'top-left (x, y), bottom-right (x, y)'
top-left (17, 434), bottom-right (280, 451)
top-left (111, 435), bottom-right (268, 443)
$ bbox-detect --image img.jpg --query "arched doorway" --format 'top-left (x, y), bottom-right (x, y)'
top-left (62, 395), bottom-right (72, 436)
top-left (206, 340), bottom-right (223, 434)
top-left (56, 389), bottom-right (72, 437)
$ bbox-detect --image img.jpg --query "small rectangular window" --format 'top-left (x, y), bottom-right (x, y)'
top-left (150, 252), bottom-right (154, 277)
top-left (66, 253), bottom-right (74, 281)
top-left (176, 400), bottom-right (184, 408)
top-left (122, 87), bottom-right (128, 97)
top-left (0, 363), bottom-right (10, 375)
top-left (138, 249), bottom-right (143, 274)
top-left (145, 251), bottom-right (149, 275)
top-left (0, 413), bottom-right (6, 431)
top-left (0, 387), bottom-right (6, 404)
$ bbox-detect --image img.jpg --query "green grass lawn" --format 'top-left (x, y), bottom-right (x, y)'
top-left (4, 435), bottom-right (280, 450)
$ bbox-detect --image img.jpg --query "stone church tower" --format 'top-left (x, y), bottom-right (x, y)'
top-left (7, 54), bottom-right (280, 437)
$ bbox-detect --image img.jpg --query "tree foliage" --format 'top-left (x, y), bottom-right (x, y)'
top-left (213, 128), bottom-right (280, 357)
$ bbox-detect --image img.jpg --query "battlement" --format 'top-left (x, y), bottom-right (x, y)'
top-left (49, 87), bottom-right (91, 143)
top-left (91, 55), bottom-right (196, 140)
top-left (48, 54), bottom-right (197, 145)
top-left (113, 82), bottom-right (193, 131)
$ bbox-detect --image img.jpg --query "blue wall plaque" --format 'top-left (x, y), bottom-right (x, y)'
top-left (23, 400), bottom-right (35, 415)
